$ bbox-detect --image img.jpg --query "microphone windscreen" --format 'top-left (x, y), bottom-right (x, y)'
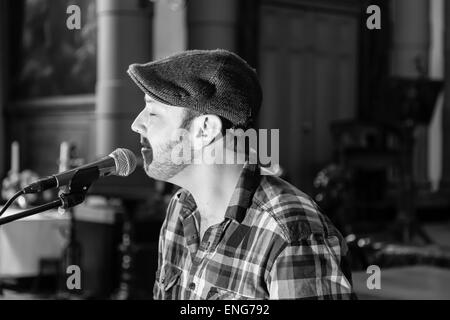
top-left (109, 148), bottom-right (137, 176)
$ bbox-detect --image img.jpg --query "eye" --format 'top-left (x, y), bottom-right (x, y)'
top-left (145, 105), bottom-right (157, 117)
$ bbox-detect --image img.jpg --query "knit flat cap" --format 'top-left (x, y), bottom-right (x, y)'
top-left (127, 49), bottom-right (262, 127)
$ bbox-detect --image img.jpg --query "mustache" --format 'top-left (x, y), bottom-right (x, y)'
top-left (140, 137), bottom-right (151, 149)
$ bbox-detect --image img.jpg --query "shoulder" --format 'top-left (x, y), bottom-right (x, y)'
top-left (252, 175), bottom-right (342, 243)
top-left (166, 187), bottom-right (195, 209)
top-left (161, 188), bottom-right (194, 226)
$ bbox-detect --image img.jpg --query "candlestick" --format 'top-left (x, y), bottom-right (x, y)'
top-left (59, 142), bottom-right (71, 173)
top-left (11, 141), bottom-right (19, 175)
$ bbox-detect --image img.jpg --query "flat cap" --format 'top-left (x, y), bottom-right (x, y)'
top-left (127, 49), bottom-right (262, 127)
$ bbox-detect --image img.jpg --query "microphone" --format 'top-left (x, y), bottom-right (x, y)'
top-left (22, 148), bottom-right (137, 194)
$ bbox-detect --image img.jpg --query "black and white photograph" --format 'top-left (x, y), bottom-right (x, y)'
top-left (0, 0), bottom-right (450, 307)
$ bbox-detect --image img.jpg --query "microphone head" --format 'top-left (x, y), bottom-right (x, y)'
top-left (109, 148), bottom-right (137, 177)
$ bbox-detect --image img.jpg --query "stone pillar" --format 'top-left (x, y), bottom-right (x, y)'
top-left (96, 0), bottom-right (152, 157)
top-left (95, 0), bottom-right (154, 198)
top-left (441, 1), bottom-right (450, 191)
top-left (187, 0), bottom-right (238, 51)
top-left (0, 0), bottom-right (9, 178)
top-left (96, 1), bottom-right (154, 299)
top-left (428, 0), bottom-right (444, 192)
top-left (153, 0), bottom-right (187, 59)
top-left (391, 0), bottom-right (431, 190)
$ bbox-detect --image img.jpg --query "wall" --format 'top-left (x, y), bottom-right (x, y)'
top-left (6, 96), bottom-right (96, 176)
top-left (258, 0), bottom-right (359, 192)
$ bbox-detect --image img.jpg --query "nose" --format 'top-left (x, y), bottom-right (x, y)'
top-left (131, 109), bottom-right (146, 135)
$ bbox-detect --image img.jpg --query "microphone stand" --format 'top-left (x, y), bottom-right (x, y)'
top-left (0, 167), bottom-right (99, 226)
top-left (0, 200), bottom-right (62, 226)
top-left (0, 167), bottom-right (99, 299)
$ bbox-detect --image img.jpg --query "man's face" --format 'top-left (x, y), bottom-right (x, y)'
top-left (131, 95), bottom-right (190, 181)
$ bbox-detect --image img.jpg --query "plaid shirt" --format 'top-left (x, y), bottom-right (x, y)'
top-left (154, 163), bottom-right (355, 300)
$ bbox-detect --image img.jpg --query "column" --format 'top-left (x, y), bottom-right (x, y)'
top-left (96, 1), bottom-right (154, 299)
top-left (441, 1), bottom-right (450, 191)
top-left (153, 0), bottom-right (187, 59)
top-left (428, 0), bottom-right (444, 192)
top-left (96, 0), bottom-right (152, 157)
top-left (94, 0), bottom-right (154, 198)
top-left (0, 0), bottom-right (9, 178)
top-left (391, 0), bottom-right (431, 190)
top-left (187, 0), bottom-right (238, 51)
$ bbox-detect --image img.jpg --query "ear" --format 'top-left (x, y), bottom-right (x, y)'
top-left (190, 114), bottom-right (222, 150)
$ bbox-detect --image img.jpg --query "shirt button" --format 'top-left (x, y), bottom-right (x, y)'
top-left (189, 282), bottom-right (196, 290)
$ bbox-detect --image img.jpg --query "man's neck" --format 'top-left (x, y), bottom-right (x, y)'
top-left (169, 162), bottom-right (245, 238)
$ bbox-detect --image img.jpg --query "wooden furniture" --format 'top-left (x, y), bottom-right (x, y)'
top-left (330, 120), bottom-right (401, 232)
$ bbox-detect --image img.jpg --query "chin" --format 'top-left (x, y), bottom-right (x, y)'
top-left (143, 164), bottom-right (175, 182)
top-left (144, 167), bottom-right (167, 181)
top-left (144, 162), bottom-right (187, 183)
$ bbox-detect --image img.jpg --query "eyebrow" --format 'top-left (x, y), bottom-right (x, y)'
top-left (145, 98), bottom-right (165, 114)
top-left (145, 97), bottom-right (155, 104)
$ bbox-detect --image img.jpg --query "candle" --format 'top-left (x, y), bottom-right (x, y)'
top-left (59, 141), bottom-right (71, 173)
top-left (11, 141), bottom-right (19, 174)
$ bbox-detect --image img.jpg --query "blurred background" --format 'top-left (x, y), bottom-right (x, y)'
top-left (0, 0), bottom-right (449, 300)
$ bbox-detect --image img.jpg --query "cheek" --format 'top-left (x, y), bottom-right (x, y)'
top-left (144, 118), bottom-right (163, 137)
top-left (145, 113), bottom-right (185, 144)
top-left (145, 123), bottom-right (173, 146)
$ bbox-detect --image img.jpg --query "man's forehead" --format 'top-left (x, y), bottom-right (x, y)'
top-left (144, 95), bottom-right (167, 110)
top-left (144, 94), bottom-right (185, 113)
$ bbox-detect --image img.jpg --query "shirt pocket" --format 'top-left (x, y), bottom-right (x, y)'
top-left (206, 286), bottom-right (255, 300)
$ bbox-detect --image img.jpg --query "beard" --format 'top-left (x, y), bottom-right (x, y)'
top-left (142, 138), bottom-right (190, 181)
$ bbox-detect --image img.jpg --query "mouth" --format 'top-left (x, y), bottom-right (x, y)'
top-left (140, 140), bottom-right (153, 165)
top-left (140, 137), bottom-right (151, 150)
top-left (141, 146), bottom-right (152, 155)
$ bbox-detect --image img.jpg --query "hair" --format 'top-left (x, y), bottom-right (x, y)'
top-left (180, 108), bottom-right (203, 130)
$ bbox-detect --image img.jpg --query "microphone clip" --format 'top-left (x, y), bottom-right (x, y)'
top-left (59, 166), bottom-right (100, 211)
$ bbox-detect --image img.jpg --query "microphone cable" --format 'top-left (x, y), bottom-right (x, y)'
top-left (0, 190), bottom-right (25, 217)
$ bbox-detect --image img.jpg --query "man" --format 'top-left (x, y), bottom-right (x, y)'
top-left (128, 49), bottom-right (354, 299)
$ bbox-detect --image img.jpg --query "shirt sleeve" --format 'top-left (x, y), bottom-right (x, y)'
top-left (152, 223), bottom-right (165, 300)
top-left (153, 198), bottom-right (176, 300)
top-left (266, 234), bottom-right (355, 299)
